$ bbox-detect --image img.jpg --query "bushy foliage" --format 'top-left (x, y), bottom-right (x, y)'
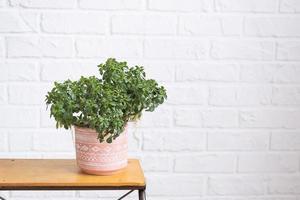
top-left (45, 58), bottom-right (167, 143)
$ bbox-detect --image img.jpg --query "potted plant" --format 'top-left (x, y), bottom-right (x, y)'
top-left (45, 58), bottom-right (167, 175)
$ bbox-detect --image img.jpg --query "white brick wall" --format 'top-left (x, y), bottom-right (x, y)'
top-left (7, 36), bottom-right (74, 58)
top-left (0, 0), bottom-right (300, 200)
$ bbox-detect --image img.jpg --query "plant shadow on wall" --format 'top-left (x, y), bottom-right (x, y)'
top-left (45, 58), bottom-right (167, 175)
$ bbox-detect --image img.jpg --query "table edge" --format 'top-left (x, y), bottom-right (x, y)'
top-left (0, 185), bottom-right (146, 190)
top-left (0, 158), bottom-right (146, 190)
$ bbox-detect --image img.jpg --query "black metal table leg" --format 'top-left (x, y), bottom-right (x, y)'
top-left (0, 196), bottom-right (6, 200)
top-left (138, 189), bottom-right (146, 200)
top-left (118, 190), bottom-right (134, 200)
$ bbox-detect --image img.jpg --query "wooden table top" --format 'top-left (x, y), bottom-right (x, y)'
top-left (0, 159), bottom-right (145, 190)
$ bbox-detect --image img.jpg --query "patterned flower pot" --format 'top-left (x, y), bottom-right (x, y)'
top-left (74, 126), bottom-right (128, 175)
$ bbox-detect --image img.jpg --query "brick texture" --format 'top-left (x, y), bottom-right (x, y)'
top-left (0, 0), bottom-right (300, 199)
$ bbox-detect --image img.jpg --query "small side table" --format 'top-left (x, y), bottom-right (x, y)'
top-left (0, 159), bottom-right (146, 200)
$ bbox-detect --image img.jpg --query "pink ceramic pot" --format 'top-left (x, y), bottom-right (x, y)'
top-left (74, 126), bottom-right (128, 175)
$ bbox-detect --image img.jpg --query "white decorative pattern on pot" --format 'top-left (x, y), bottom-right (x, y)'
top-left (74, 126), bottom-right (128, 175)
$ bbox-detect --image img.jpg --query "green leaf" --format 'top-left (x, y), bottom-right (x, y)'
top-left (45, 58), bottom-right (167, 143)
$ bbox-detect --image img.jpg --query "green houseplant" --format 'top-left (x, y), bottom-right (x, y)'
top-left (45, 58), bottom-right (167, 175)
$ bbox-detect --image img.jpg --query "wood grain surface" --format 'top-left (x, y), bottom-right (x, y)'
top-left (0, 159), bottom-right (145, 189)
